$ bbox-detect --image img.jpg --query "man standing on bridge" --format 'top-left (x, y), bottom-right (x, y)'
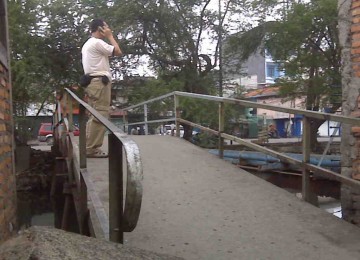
top-left (82, 19), bottom-right (122, 158)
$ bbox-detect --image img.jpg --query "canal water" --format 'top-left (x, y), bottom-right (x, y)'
top-left (17, 191), bottom-right (55, 229)
top-left (16, 145), bottom-right (64, 230)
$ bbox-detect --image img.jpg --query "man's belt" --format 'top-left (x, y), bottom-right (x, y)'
top-left (80, 74), bottom-right (110, 87)
top-left (90, 75), bottom-right (110, 85)
top-left (89, 75), bottom-right (103, 79)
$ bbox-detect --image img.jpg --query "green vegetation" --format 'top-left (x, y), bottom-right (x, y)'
top-left (9, 0), bottom-right (87, 116)
top-left (225, 0), bottom-right (340, 150)
top-left (8, 0), bottom-right (342, 147)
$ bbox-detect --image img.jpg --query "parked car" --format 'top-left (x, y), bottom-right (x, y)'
top-left (38, 123), bottom-right (79, 145)
top-left (37, 123), bottom-right (53, 144)
top-left (164, 124), bottom-right (184, 137)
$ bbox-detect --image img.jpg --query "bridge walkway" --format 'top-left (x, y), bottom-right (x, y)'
top-left (78, 134), bottom-right (360, 260)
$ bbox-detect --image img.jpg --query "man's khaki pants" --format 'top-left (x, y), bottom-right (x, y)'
top-left (85, 78), bottom-right (111, 155)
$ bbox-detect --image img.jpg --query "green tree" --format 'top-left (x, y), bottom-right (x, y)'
top-left (9, 0), bottom-right (47, 116)
top-left (9, 0), bottom-right (88, 117)
top-left (226, 0), bottom-right (340, 150)
top-left (87, 0), bottom-right (237, 139)
top-left (7, 0), bottom-right (251, 141)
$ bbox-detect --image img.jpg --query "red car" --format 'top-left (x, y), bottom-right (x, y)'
top-left (38, 123), bottom-right (79, 144)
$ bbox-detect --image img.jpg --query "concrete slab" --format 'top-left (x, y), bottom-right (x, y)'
top-left (79, 135), bottom-right (360, 260)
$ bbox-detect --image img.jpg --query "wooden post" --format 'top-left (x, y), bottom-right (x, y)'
top-left (61, 192), bottom-right (71, 231)
top-left (68, 93), bottom-right (73, 132)
top-left (302, 116), bottom-right (313, 203)
top-left (144, 104), bottom-right (148, 135)
top-left (79, 104), bottom-right (87, 169)
top-left (122, 112), bottom-right (127, 134)
top-left (219, 102), bottom-right (225, 159)
top-left (108, 134), bottom-right (124, 243)
top-left (57, 95), bottom-right (63, 124)
top-left (51, 157), bottom-right (66, 197)
top-left (79, 174), bottom-right (88, 235)
top-left (175, 95), bottom-right (180, 137)
top-left (63, 91), bottom-right (67, 116)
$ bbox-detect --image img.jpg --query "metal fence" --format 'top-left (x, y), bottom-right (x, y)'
top-left (53, 88), bottom-right (143, 243)
top-left (122, 91), bottom-right (360, 204)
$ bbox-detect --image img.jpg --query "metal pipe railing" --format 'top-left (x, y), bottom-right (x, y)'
top-left (121, 91), bottom-right (360, 204)
top-left (53, 88), bottom-right (143, 243)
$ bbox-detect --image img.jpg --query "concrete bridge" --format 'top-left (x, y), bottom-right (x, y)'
top-left (52, 89), bottom-right (360, 259)
top-left (62, 134), bottom-right (360, 259)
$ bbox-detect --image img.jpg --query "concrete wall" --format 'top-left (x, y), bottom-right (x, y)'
top-left (224, 51), bottom-right (266, 89)
top-left (0, 0), bottom-right (17, 242)
top-left (339, 0), bottom-right (360, 225)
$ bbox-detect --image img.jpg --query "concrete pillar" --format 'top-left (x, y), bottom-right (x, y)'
top-left (339, 0), bottom-right (360, 225)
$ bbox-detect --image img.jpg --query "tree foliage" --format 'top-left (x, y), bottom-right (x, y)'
top-left (9, 0), bottom-right (88, 116)
top-left (97, 0), bottom-right (237, 138)
top-left (83, 0), bottom-right (238, 95)
top-left (227, 0), bottom-right (340, 112)
top-left (9, 0), bottom-right (235, 115)
top-left (11, 0), bottom-right (339, 143)
top-left (225, 0), bottom-right (340, 150)
top-left (9, 0), bottom-right (244, 141)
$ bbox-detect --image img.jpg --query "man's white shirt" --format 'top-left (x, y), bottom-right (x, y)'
top-left (82, 37), bottom-right (114, 80)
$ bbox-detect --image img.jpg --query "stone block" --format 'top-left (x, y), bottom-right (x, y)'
top-left (351, 110), bottom-right (360, 117)
top-left (353, 201), bottom-right (360, 210)
top-left (353, 172), bottom-right (360, 180)
top-left (351, 48), bottom-right (360, 55)
top-left (355, 149), bottom-right (360, 159)
top-left (0, 226), bottom-right (184, 260)
top-left (352, 1), bottom-right (360, 9)
top-left (0, 78), bottom-right (5, 87)
top-left (353, 42), bottom-right (360, 51)
top-left (352, 157), bottom-right (360, 166)
top-left (352, 131), bottom-right (360, 137)
top-left (351, 126), bottom-right (360, 136)
top-left (353, 8), bottom-right (360, 17)
top-left (351, 194), bottom-right (360, 201)
top-left (352, 52), bottom-right (360, 59)
top-left (353, 17), bottom-right (360, 24)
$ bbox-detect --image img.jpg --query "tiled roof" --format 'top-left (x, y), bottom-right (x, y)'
top-left (110, 108), bottom-right (128, 117)
top-left (244, 86), bottom-right (280, 98)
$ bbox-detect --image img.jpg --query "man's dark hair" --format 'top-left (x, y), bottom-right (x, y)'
top-left (90, 19), bottom-right (105, 33)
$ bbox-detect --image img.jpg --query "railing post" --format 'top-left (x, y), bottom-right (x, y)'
top-left (79, 174), bottom-right (88, 235)
top-left (54, 104), bottom-right (59, 140)
top-left (123, 111), bottom-right (127, 134)
top-left (108, 134), bottom-right (124, 243)
top-left (57, 101), bottom-right (61, 121)
top-left (302, 116), bottom-right (317, 205)
top-left (58, 95), bottom-right (65, 141)
top-left (174, 94), bottom-right (180, 137)
top-left (218, 101), bottom-right (225, 159)
top-left (68, 93), bottom-right (73, 132)
top-left (79, 104), bottom-right (87, 169)
top-left (144, 104), bottom-right (148, 135)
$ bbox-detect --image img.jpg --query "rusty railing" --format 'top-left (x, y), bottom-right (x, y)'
top-left (53, 87), bottom-right (143, 243)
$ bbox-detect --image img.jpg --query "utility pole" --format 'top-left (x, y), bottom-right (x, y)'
top-left (218, 0), bottom-right (223, 97)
